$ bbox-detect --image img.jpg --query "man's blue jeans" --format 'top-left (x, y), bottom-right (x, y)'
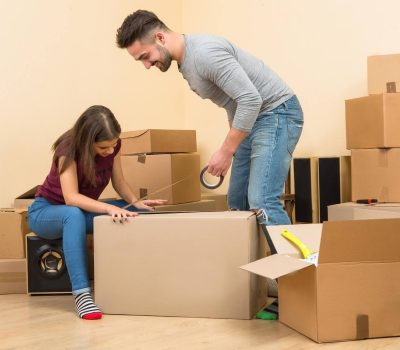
top-left (28, 197), bottom-right (138, 295)
top-left (228, 95), bottom-right (303, 225)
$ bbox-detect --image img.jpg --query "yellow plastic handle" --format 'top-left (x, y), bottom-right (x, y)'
top-left (281, 229), bottom-right (314, 259)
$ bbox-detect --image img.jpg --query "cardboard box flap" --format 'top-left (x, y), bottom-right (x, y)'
top-left (266, 224), bottom-right (322, 257)
top-left (0, 208), bottom-right (27, 214)
top-left (240, 254), bottom-right (313, 279)
top-left (121, 129), bottom-right (150, 139)
top-left (318, 219), bottom-right (400, 264)
top-left (15, 186), bottom-right (39, 199)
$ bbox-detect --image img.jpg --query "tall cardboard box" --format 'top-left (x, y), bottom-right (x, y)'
top-left (345, 93), bottom-right (400, 149)
top-left (120, 129), bottom-right (197, 155)
top-left (351, 148), bottom-right (400, 202)
top-left (0, 209), bottom-right (30, 258)
top-left (241, 219), bottom-right (400, 342)
top-left (368, 54), bottom-right (400, 94)
top-left (121, 153), bottom-right (201, 204)
top-left (94, 211), bottom-right (267, 319)
top-left (0, 259), bottom-right (26, 294)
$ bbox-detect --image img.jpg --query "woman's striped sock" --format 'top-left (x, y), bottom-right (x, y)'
top-left (74, 292), bottom-right (102, 320)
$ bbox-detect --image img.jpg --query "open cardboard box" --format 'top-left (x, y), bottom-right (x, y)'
top-left (241, 219), bottom-right (400, 343)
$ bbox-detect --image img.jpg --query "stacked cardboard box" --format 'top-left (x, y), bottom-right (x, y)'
top-left (0, 208), bottom-right (30, 294)
top-left (120, 129), bottom-right (203, 206)
top-left (346, 54), bottom-right (400, 203)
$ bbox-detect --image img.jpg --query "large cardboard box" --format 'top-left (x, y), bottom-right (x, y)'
top-left (120, 129), bottom-right (197, 155)
top-left (345, 93), bottom-right (400, 149)
top-left (351, 148), bottom-right (400, 202)
top-left (94, 211), bottom-right (267, 319)
top-left (121, 153), bottom-right (201, 204)
top-left (241, 219), bottom-right (400, 342)
top-left (14, 186), bottom-right (39, 209)
top-left (0, 209), bottom-right (30, 259)
top-left (155, 199), bottom-right (216, 212)
top-left (0, 259), bottom-right (26, 294)
top-left (328, 202), bottom-right (400, 221)
top-left (368, 54), bottom-right (400, 94)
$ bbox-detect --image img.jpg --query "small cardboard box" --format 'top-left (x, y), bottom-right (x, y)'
top-left (200, 193), bottom-right (228, 211)
top-left (328, 202), bottom-right (400, 221)
top-left (241, 219), bottom-right (400, 342)
top-left (155, 199), bottom-right (216, 212)
top-left (0, 259), bottom-right (26, 294)
top-left (94, 211), bottom-right (267, 319)
top-left (368, 54), bottom-right (400, 94)
top-left (345, 93), bottom-right (400, 149)
top-left (121, 153), bottom-right (201, 204)
top-left (351, 148), bottom-right (400, 202)
top-left (14, 186), bottom-right (39, 209)
top-left (120, 129), bottom-right (197, 155)
top-left (0, 209), bottom-right (30, 259)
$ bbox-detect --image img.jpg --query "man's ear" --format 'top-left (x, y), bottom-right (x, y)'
top-left (154, 31), bottom-right (166, 45)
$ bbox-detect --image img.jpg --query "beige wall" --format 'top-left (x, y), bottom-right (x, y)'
top-left (0, 0), bottom-right (184, 207)
top-left (2, 1), bottom-right (400, 207)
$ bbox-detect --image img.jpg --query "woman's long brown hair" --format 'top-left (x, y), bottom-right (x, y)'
top-left (52, 105), bottom-right (121, 187)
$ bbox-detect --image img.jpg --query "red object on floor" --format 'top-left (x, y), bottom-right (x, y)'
top-left (82, 312), bottom-right (102, 320)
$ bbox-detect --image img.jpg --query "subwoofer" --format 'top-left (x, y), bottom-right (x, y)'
top-left (26, 233), bottom-right (72, 294)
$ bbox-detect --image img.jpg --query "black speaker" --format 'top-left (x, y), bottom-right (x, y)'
top-left (26, 233), bottom-right (72, 294)
top-left (293, 156), bottom-right (351, 223)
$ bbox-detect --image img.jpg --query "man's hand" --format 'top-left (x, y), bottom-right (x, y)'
top-left (207, 148), bottom-right (234, 177)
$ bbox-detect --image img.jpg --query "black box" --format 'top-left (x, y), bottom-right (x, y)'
top-left (26, 233), bottom-right (72, 294)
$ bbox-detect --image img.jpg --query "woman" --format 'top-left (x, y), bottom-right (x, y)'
top-left (28, 105), bottom-right (166, 320)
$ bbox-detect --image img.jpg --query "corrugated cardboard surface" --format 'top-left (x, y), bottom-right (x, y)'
top-left (0, 259), bottom-right (26, 294)
top-left (328, 202), bottom-right (400, 221)
top-left (121, 153), bottom-right (201, 204)
top-left (200, 193), bottom-right (228, 211)
top-left (241, 219), bottom-right (400, 342)
top-left (345, 94), bottom-right (400, 149)
top-left (351, 148), bottom-right (400, 202)
top-left (368, 54), bottom-right (400, 94)
top-left (0, 209), bottom-right (30, 258)
top-left (94, 211), bottom-right (267, 319)
top-left (154, 199), bottom-right (216, 212)
top-left (13, 185), bottom-right (39, 209)
top-left (120, 129), bottom-right (197, 155)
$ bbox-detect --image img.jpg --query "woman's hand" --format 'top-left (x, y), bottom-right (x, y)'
top-left (106, 205), bottom-right (139, 223)
top-left (133, 199), bottom-right (168, 211)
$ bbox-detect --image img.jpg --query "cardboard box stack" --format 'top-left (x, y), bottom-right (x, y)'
top-left (120, 129), bottom-right (219, 210)
top-left (336, 53), bottom-right (400, 218)
top-left (0, 208), bottom-right (30, 294)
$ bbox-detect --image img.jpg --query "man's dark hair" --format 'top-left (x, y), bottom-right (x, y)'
top-left (116, 10), bottom-right (170, 48)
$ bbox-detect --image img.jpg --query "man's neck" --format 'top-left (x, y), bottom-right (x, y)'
top-left (169, 32), bottom-right (185, 65)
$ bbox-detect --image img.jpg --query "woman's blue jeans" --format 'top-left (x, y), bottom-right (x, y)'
top-left (28, 197), bottom-right (138, 295)
top-left (228, 95), bottom-right (303, 225)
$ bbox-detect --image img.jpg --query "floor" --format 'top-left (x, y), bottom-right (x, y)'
top-left (1, 294), bottom-right (400, 350)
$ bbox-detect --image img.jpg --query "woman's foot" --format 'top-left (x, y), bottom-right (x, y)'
top-left (74, 292), bottom-right (102, 320)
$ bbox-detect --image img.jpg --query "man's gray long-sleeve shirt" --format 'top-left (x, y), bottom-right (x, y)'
top-left (178, 34), bottom-right (294, 132)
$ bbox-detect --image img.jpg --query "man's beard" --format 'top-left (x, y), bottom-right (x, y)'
top-left (155, 44), bottom-right (172, 72)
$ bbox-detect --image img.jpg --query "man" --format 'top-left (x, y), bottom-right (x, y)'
top-left (116, 10), bottom-right (303, 229)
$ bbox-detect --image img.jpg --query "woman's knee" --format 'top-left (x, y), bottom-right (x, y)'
top-left (63, 206), bottom-right (85, 224)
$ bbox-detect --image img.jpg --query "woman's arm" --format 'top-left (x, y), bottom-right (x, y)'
top-left (59, 156), bottom-right (137, 220)
top-left (111, 153), bottom-right (167, 210)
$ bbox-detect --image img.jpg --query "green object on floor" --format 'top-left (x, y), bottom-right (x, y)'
top-left (256, 310), bottom-right (278, 320)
